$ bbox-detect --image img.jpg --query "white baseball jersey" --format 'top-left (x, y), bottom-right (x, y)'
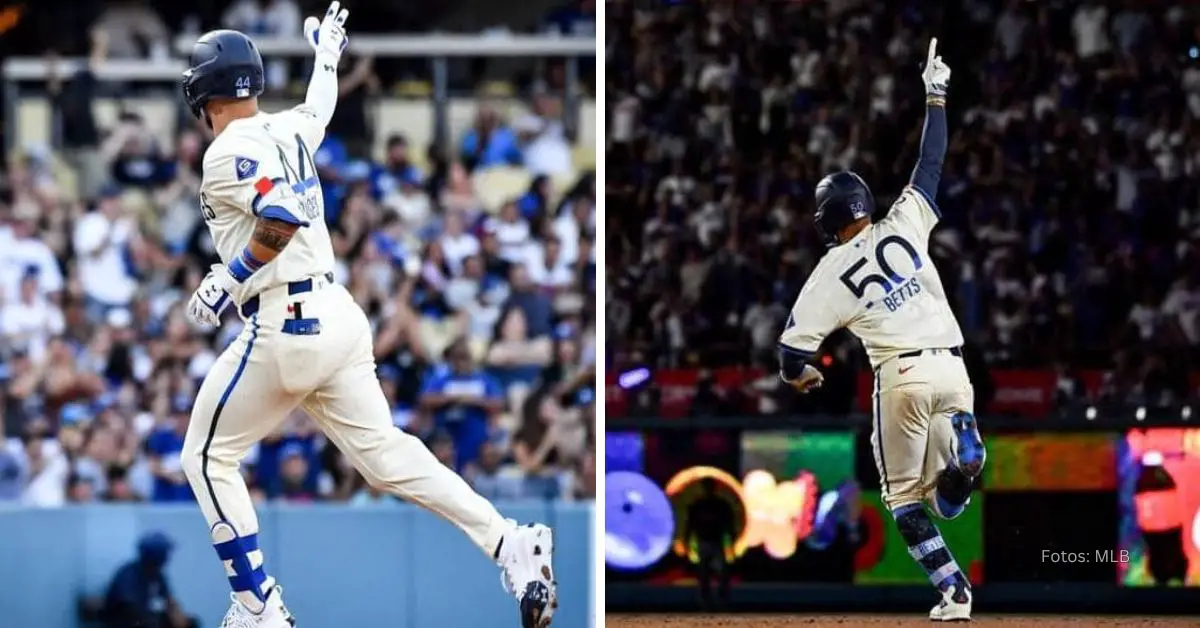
top-left (780, 186), bottom-right (963, 368)
top-left (199, 105), bottom-right (335, 304)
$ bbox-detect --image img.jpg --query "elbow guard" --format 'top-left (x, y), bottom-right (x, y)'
top-left (779, 344), bottom-right (814, 381)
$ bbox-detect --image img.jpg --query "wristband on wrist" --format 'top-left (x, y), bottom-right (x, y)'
top-left (927, 95), bottom-right (946, 107)
top-left (228, 247), bottom-right (266, 283)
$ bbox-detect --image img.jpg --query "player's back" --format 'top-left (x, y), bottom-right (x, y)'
top-left (802, 188), bottom-right (963, 367)
top-left (200, 107), bottom-right (336, 303)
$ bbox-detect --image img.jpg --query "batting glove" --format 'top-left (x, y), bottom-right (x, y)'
top-left (783, 364), bottom-right (825, 394)
top-left (303, 1), bottom-right (350, 63)
top-left (187, 264), bottom-right (237, 327)
top-left (921, 37), bottom-right (951, 98)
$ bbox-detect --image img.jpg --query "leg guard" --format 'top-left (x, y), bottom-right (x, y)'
top-left (892, 503), bottom-right (967, 591)
top-left (212, 521), bottom-right (271, 606)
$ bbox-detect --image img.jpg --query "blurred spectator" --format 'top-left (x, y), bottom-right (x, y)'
top-left (466, 439), bottom-right (526, 500)
top-left (102, 113), bottom-right (174, 189)
top-left (254, 416), bottom-right (323, 502)
top-left (488, 307), bottom-right (554, 414)
top-left (145, 404), bottom-right (193, 503)
top-left (18, 428), bottom-right (70, 507)
top-left (440, 210), bottom-right (481, 276)
top-left (91, 2), bottom-right (171, 60)
top-left (102, 466), bottom-right (141, 502)
top-left (73, 185), bottom-right (140, 321)
top-left (2, 196), bottom-right (64, 302)
top-left (515, 113), bottom-right (573, 177)
top-left (505, 265), bottom-right (554, 339)
top-left (439, 161), bottom-right (484, 216)
top-left (328, 54), bottom-right (381, 158)
top-left (374, 134), bottom-right (423, 199)
top-left (418, 340), bottom-right (505, 471)
top-left (2, 268), bottom-right (67, 363)
top-left (274, 443), bottom-right (318, 503)
top-left (528, 234), bottom-right (575, 292)
top-left (510, 387), bottom-right (589, 499)
top-left (486, 200), bottom-right (533, 263)
top-left (460, 105), bottom-right (523, 171)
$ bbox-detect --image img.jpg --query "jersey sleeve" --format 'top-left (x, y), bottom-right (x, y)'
top-left (887, 185), bottom-right (940, 238)
top-left (202, 131), bottom-right (288, 216)
top-left (778, 269), bottom-right (844, 359)
top-left (281, 105), bottom-right (328, 154)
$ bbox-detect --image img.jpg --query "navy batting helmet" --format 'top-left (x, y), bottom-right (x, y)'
top-left (181, 30), bottom-right (264, 120)
top-left (813, 171), bottom-right (875, 246)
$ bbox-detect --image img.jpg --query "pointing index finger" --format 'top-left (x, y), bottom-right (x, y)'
top-left (927, 38), bottom-right (938, 66)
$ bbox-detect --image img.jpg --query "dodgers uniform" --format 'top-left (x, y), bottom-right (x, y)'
top-left (780, 40), bottom-right (979, 622)
top-left (779, 187), bottom-right (971, 511)
top-left (184, 103), bottom-right (510, 586)
top-left (179, 13), bottom-right (557, 627)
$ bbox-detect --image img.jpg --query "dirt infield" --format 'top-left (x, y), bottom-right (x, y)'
top-left (606, 614), bottom-right (1200, 626)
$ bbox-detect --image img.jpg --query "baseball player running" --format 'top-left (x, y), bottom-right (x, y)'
top-left (777, 39), bottom-right (985, 622)
top-left (178, 5), bottom-right (556, 627)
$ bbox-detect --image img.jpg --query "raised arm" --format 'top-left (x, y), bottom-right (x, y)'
top-left (910, 38), bottom-right (951, 204)
top-left (289, 2), bottom-right (351, 146)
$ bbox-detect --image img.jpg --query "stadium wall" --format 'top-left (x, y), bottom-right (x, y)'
top-left (0, 501), bottom-right (592, 628)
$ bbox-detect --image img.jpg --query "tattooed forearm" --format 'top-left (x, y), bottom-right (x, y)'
top-left (251, 217), bottom-right (299, 254)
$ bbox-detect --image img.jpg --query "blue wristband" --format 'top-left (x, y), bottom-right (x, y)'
top-left (228, 247), bottom-right (266, 283)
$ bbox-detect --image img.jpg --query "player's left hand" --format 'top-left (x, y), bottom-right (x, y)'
top-left (303, 1), bottom-right (350, 61)
top-left (783, 364), bottom-right (824, 394)
top-left (187, 264), bottom-right (237, 327)
top-left (922, 37), bottom-right (951, 97)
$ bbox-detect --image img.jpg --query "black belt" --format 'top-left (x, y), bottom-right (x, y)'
top-left (898, 347), bottom-right (962, 359)
top-left (239, 272), bottom-right (334, 318)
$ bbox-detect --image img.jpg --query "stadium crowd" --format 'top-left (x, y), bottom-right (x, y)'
top-left (0, 1), bottom-right (596, 506)
top-left (605, 0), bottom-right (1200, 406)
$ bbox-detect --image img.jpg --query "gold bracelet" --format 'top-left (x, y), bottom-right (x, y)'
top-left (926, 96), bottom-right (946, 107)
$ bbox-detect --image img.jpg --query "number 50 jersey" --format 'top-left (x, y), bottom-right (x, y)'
top-left (780, 187), bottom-right (963, 369)
top-left (198, 105), bottom-right (335, 305)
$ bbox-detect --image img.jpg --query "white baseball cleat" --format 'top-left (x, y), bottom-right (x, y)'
top-left (929, 583), bottom-right (972, 622)
top-left (220, 585), bottom-right (296, 628)
top-left (498, 522), bottom-right (558, 627)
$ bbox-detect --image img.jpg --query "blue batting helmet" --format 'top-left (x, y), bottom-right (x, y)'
top-left (181, 30), bottom-right (265, 120)
top-left (813, 171), bottom-right (875, 246)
